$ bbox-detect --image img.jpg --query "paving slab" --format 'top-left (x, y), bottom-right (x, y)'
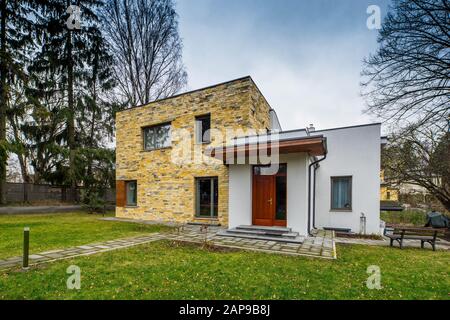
top-left (77, 245), bottom-right (94, 250)
top-left (29, 254), bottom-right (45, 259)
top-left (93, 245), bottom-right (111, 249)
top-left (5, 257), bottom-right (21, 262)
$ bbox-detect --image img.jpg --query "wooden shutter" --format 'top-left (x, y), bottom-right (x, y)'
top-left (116, 180), bottom-right (126, 207)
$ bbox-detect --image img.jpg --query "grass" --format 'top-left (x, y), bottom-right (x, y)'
top-left (0, 240), bottom-right (449, 300)
top-left (0, 212), bottom-right (171, 259)
top-left (381, 209), bottom-right (429, 227)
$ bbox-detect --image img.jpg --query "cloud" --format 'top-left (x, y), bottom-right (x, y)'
top-left (177, 0), bottom-right (389, 130)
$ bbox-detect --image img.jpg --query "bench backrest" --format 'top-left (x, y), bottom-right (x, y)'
top-left (392, 227), bottom-right (446, 237)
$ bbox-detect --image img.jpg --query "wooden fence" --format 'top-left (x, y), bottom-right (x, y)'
top-left (4, 182), bottom-right (115, 204)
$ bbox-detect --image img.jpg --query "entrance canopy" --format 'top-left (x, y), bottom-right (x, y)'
top-left (207, 133), bottom-right (327, 161)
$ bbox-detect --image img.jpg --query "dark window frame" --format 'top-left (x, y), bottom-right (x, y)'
top-left (195, 114), bottom-right (211, 144)
top-left (195, 176), bottom-right (218, 218)
top-left (253, 164), bottom-right (287, 176)
top-left (330, 176), bottom-right (352, 212)
top-left (142, 122), bottom-right (172, 151)
top-left (125, 180), bottom-right (137, 207)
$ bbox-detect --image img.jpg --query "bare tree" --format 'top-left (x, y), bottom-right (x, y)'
top-left (383, 124), bottom-right (450, 211)
top-left (102, 0), bottom-right (187, 107)
top-left (362, 0), bottom-right (449, 132)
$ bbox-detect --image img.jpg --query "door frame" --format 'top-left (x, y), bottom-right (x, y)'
top-left (252, 164), bottom-right (287, 227)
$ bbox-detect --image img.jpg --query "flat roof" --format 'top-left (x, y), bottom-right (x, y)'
top-left (117, 75), bottom-right (273, 113)
top-left (313, 122), bottom-right (381, 133)
top-left (116, 75), bottom-right (381, 138)
top-left (232, 122), bottom-right (381, 142)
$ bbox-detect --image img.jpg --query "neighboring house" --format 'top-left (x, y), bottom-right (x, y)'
top-left (399, 183), bottom-right (430, 195)
top-left (380, 169), bottom-right (402, 211)
top-left (380, 138), bottom-right (441, 198)
top-left (116, 76), bottom-right (382, 236)
top-left (380, 170), bottom-right (399, 201)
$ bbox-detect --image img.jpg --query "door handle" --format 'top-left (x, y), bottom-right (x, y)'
top-left (268, 198), bottom-right (273, 205)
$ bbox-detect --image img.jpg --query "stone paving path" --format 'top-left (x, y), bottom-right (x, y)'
top-left (0, 233), bottom-right (167, 271)
top-left (166, 226), bottom-right (336, 259)
top-left (0, 225), bottom-right (336, 271)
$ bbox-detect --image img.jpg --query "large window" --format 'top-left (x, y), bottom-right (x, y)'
top-left (195, 177), bottom-right (218, 218)
top-left (143, 123), bottom-right (171, 150)
top-left (126, 181), bottom-right (137, 206)
top-left (195, 114), bottom-right (211, 144)
top-left (331, 176), bottom-right (352, 211)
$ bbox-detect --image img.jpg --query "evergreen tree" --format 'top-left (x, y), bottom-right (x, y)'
top-left (28, 0), bottom-right (113, 189)
top-left (76, 23), bottom-right (116, 201)
top-left (0, 0), bottom-right (41, 202)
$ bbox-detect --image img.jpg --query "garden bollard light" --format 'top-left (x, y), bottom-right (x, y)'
top-left (23, 227), bottom-right (30, 269)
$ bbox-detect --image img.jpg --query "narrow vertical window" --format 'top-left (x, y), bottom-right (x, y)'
top-left (275, 172), bottom-right (287, 221)
top-left (126, 181), bottom-right (137, 206)
top-left (195, 177), bottom-right (218, 217)
top-left (331, 176), bottom-right (352, 211)
top-left (195, 114), bottom-right (211, 143)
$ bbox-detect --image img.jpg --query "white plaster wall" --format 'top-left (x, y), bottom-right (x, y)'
top-left (228, 165), bottom-right (252, 228)
top-left (228, 153), bottom-right (309, 235)
top-left (283, 153), bottom-right (309, 236)
top-left (314, 124), bottom-right (381, 234)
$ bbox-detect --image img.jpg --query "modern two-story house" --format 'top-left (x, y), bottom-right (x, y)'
top-left (116, 76), bottom-right (381, 238)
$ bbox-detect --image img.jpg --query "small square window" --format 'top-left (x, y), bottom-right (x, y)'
top-left (143, 123), bottom-right (171, 150)
top-left (195, 114), bottom-right (211, 144)
top-left (126, 181), bottom-right (137, 206)
top-left (331, 176), bottom-right (352, 211)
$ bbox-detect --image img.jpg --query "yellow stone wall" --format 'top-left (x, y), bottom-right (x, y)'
top-left (249, 82), bottom-right (272, 130)
top-left (115, 77), bottom-right (271, 226)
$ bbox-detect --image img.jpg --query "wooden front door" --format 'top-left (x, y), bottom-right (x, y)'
top-left (252, 165), bottom-right (287, 227)
top-left (252, 175), bottom-right (275, 226)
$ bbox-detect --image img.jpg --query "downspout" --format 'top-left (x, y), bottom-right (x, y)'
top-left (312, 161), bottom-right (323, 229)
top-left (307, 147), bottom-right (327, 235)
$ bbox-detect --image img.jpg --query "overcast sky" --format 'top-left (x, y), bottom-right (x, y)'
top-left (176, 0), bottom-right (391, 131)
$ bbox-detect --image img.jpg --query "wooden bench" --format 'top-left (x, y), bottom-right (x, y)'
top-left (385, 226), bottom-right (446, 251)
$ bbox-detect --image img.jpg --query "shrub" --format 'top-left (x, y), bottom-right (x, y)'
top-left (381, 210), bottom-right (427, 226)
top-left (80, 189), bottom-right (106, 214)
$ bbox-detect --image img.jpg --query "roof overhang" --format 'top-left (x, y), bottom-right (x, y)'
top-left (207, 136), bottom-right (327, 161)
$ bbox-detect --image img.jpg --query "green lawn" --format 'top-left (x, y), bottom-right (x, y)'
top-left (0, 241), bottom-right (449, 300)
top-left (0, 212), bottom-right (171, 259)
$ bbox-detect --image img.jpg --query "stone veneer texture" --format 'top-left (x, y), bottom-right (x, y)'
top-left (115, 77), bottom-right (271, 226)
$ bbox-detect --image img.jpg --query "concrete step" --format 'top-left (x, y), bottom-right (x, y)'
top-left (236, 225), bottom-right (292, 233)
top-left (228, 228), bottom-right (300, 238)
top-left (217, 229), bottom-right (304, 244)
top-left (187, 221), bottom-right (221, 227)
top-left (281, 232), bottom-right (300, 239)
